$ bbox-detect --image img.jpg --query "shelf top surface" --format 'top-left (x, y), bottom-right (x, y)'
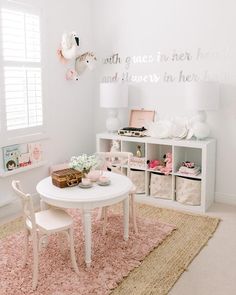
top-left (0, 161), bottom-right (47, 178)
top-left (97, 132), bottom-right (216, 147)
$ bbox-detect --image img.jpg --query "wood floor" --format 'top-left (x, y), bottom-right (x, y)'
top-left (169, 202), bottom-right (236, 295)
top-left (137, 198), bottom-right (236, 295)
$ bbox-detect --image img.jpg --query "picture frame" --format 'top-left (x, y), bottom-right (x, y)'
top-left (129, 109), bottom-right (155, 128)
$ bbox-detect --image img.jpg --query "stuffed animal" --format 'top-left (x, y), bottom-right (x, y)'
top-left (66, 69), bottom-right (79, 81)
top-left (110, 140), bottom-right (120, 163)
top-left (57, 31), bottom-right (79, 63)
top-left (147, 159), bottom-right (161, 170)
top-left (65, 52), bottom-right (97, 81)
top-left (159, 153), bottom-right (172, 175)
top-left (62, 32), bottom-right (79, 59)
top-left (57, 48), bottom-right (68, 64)
top-left (75, 52), bottom-right (97, 75)
top-left (110, 140), bottom-right (120, 153)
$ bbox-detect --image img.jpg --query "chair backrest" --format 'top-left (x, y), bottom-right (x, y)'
top-left (96, 152), bottom-right (133, 177)
top-left (12, 180), bottom-right (36, 231)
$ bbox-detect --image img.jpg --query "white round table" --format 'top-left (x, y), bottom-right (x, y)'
top-left (36, 171), bottom-right (133, 266)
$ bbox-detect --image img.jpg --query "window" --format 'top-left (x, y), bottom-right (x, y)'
top-left (0, 7), bottom-right (43, 141)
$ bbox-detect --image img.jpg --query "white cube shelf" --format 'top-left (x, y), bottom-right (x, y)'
top-left (96, 133), bottom-right (216, 213)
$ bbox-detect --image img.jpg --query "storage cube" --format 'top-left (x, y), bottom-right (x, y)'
top-left (129, 169), bottom-right (145, 194)
top-left (150, 173), bottom-right (172, 199)
top-left (176, 176), bottom-right (201, 206)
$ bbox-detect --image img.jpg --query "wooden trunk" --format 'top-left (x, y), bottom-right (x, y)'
top-left (51, 168), bottom-right (82, 188)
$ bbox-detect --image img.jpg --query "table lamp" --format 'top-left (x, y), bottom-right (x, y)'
top-left (186, 81), bottom-right (220, 139)
top-left (100, 82), bottom-right (128, 132)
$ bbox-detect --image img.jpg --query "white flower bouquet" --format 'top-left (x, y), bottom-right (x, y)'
top-left (69, 154), bottom-right (98, 173)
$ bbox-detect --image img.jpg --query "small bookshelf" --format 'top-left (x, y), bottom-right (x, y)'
top-left (0, 161), bottom-right (47, 178)
top-left (1, 141), bottom-right (44, 176)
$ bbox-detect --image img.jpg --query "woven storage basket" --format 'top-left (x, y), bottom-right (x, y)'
top-left (129, 169), bottom-right (145, 194)
top-left (176, 176), bottom-right (201, 205)
top-left (150, 173), bottom-right (172, 199)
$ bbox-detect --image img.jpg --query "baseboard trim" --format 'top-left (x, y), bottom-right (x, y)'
top-left (0, 193), bottom-right (40, 225)
top-left (215, 192), bottom-right (236, 205)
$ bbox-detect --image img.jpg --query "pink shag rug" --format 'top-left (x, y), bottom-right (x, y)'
top-left (0, 209), bottom-right (175, 295)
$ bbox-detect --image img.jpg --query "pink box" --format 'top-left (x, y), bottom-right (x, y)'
top-left (129, 109), bottom-right (155, 128)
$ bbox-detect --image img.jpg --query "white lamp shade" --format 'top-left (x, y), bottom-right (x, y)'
top-left (100, 83), bottom-right (128, 108)
top-left (186, 81), bottom-right (220, 110)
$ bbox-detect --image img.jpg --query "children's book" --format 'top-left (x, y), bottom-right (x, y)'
top-left (28, 142), bottom-right (43, 163)
top-left (2, 145), bottom-right (20, 171)
top-left (19, 152), bottom-right (31, 167)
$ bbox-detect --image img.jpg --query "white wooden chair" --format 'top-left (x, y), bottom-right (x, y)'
top-left (97, 151), bottom-right (138, 234)
top-left (12, 180), bottom-right (79, 290)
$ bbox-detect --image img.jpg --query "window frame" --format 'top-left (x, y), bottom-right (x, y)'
top-left (0, 1), bottom-right (47, 148)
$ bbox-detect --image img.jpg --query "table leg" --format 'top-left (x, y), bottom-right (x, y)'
top-left (123, 196), bottom-right (129, 241)
top-left (82, 209), bottom-right (92, 267)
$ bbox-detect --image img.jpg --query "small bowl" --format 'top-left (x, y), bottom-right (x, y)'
top-left (99, 176), bottom-right (109, 183)
top-left (87, 170), bottom-right (102, 182)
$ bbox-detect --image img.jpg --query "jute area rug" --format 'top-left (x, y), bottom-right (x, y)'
top-left (111, 204), bottom-right (220, 295)
top-left (0, 204), bottom-right (220, 295)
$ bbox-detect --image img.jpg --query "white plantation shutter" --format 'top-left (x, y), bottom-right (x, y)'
top-left (4, 67), bottom-right (42, 130)
top-left (0, 7), bottom-right (43, 134)
top-left (1, 8), bottom-right (40, 62)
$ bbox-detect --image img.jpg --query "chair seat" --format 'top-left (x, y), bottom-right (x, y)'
top-left (26, 209), bottom-right (73, 233)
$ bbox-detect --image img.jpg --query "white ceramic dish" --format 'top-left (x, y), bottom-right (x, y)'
top-left (78, 183), bottom-right (93, 189)
top-left (97, 180), bottom-right (111, 186)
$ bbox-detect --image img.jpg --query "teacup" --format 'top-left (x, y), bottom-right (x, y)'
top-left (99, 176), bottom-right (109, 183)
top-left (82, 178), bottom-right (91, 186)
top-left (87, 170), bottom-right (102, 182)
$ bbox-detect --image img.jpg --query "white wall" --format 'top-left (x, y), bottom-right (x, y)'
top-left (1, 0), bottom-right (235, 220)
top-left (0, 0), bottom-right (95, 219)
top-left (91, 0), bottom-right (236, 203)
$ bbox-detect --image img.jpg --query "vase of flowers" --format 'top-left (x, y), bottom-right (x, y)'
top-left (69, 154), bottom-right (98, 178)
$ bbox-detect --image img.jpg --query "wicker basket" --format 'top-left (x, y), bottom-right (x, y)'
top-left (150, 173), bottom-right (172, 199)
top-left (129, 169), bottom-right (145, 194)
top-left (176, 176), bottom-right (201, 205)
top-left (51, 168), bottom-right (82, 188)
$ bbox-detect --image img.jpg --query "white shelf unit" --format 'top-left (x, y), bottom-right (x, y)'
top-left (96, 133), bottom-right (216, 213)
